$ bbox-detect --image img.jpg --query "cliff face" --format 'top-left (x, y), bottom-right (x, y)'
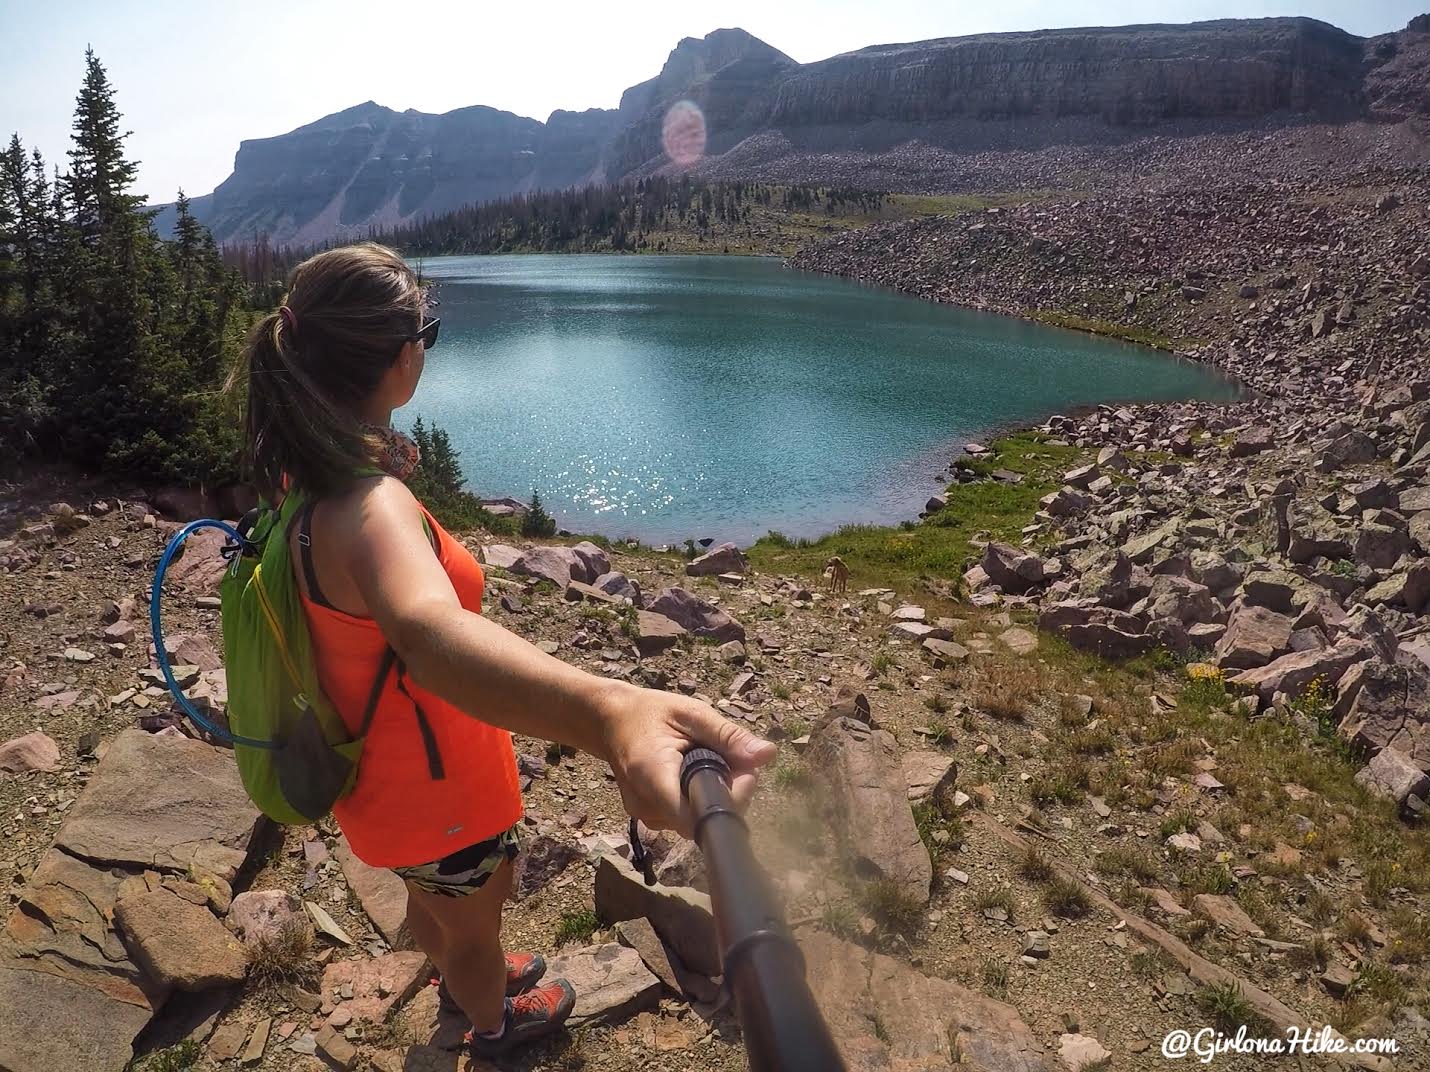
top-left (166, 16), bottom-right (1430, 245)
top-left (766, 19), bottom-right (1368, 126)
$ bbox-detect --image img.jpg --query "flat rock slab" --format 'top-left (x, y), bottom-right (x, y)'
top-left (113, 885), bottom-right (248, 992)
top-left (0, 964), bottom-right (152, 1072)
top-left (55, 728), bottom-right (262, 882)
top-left (999, 627), bottom-right (1040, 655)
top-left (2, 847), bottom-right (162, 1008)
top-left (902, 751), bottom-right (958, 803)
top-left (320, 951), bottom-right (428, 1026)
top-left (1193, 894), bottom-right (1265, 938)
top-left (802, 930), bottom-right (1052, 1072)
top-left (594, 853), bottom-right (720, 977)
top-left (543, 942), bottom-right (660, 1027)
top-left (810, 716), bottom-right (932, 904)
top-left (334, 835), bottom-right (410, 947)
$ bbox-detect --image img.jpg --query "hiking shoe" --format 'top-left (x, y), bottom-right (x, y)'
top-left (435, 952), bottom-right (548, 1013)
top-left (466, 979), bottom-right (576, 1057)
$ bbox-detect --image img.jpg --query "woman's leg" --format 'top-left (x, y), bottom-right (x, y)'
top-left (401, 858), bottom-right (513, 1034)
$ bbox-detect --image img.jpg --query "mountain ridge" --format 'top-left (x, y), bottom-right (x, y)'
top-left (155, 15), bottom-right (1430, 245)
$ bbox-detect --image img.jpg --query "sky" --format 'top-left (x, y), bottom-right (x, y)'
top-left (0, 1), bottom-right (1422, 204)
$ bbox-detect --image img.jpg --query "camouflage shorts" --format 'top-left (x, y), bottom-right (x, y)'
top-left (393, 824), bottom-right (522, 897)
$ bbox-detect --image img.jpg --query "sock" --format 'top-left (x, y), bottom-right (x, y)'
top-left (474, 1000), bottom-right (511, 1040)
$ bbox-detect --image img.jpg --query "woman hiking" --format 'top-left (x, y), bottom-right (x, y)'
top-left (233, 243), bottom-right (775, 1057)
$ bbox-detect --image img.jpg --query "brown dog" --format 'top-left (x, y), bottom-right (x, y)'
top-left (824, 555), bottom-right (849, 594)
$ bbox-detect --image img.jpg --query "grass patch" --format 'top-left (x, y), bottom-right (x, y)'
top-left (1196, 981), bottom-right (1271, 1037)
top-left (771, 756), bottom-right (810, 791)
top-left (981, 957), bottom-right (1010, 998)
top-left (555, 909), bottom-right (599, 947)
top-left (860, 879), bottom-right (925, 935)
top-left (973, 886), bottom-right (1017, 921)
top-left (1097, 845), bottom-right (1159, 884)
top-left (129, 1040), bottom-right (201, 1072)
top-left (246, 919), bottom-right (317, 989)
top-left (1029, 309), bottom-right (1184, 351)
top-left (747, 431), bottom-right (1082, 590)
top-left (1018, 845), bottom-right (1053, 881)
top-left (1044, 876), bottom-right (1092, 918)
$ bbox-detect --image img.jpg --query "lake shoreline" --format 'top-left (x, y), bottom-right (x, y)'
top-left (416, 251), bottom-right (1236, 547)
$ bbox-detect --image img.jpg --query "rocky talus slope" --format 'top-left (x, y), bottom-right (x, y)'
top-left (1, 482), bottom-right (1427, 1070)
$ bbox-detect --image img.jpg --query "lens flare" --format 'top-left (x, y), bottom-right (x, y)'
top-left (662, 100), bottom-right (706, 168)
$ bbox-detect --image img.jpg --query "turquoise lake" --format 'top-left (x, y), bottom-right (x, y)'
top-left (402, 254), bottom-right (1239, 544)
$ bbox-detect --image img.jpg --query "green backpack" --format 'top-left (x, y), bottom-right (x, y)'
top-left (151, 491), bottom-right (437, 824)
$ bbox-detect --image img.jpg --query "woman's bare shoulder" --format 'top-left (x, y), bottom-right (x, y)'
top-left (334, 475), bottom-right (425, 533)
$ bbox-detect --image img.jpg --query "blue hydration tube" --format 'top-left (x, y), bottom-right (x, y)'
top-left (150, 519), bottom-right (274, 749)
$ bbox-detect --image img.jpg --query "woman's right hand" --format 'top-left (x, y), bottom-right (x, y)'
top-left (594, 681), bottom-right (777, 839)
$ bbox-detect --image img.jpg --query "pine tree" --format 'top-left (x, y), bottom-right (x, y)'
top-left (522, 490), bottom-right (556, 538)
top-left (65, 47), bottom-right (144, 242)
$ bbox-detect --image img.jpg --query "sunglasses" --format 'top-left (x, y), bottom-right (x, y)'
top-left (406, 316), bottom-right (440, 350)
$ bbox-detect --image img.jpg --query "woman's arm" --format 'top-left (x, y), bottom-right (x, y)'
top-left (342, 478), bottom-right (776, 835)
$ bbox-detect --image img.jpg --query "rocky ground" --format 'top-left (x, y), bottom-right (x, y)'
top-left (2, 481), bottom-right (1428, 1071)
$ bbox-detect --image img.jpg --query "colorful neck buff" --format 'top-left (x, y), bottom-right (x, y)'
top-left (364, 423), bottom-right (421, 482)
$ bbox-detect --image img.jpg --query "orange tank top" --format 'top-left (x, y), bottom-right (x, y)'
top-left (298, 505), bottom-right (524, 869)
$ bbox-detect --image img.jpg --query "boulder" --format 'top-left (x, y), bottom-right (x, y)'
top-left (1189, 551), bottom-right (1240, 594)
top-left (509, 546), bottom-right (585, 587)
top-left (541, 943), bottom-right (660, 1027)
top-left (685, 542), bottom-right (747, 577)
top-left (809, 715), bottom-right (931, 904)
top-left (922, 638), bottom-right (970, 664)
top-left (0, 965), bottom-right (151, 1072)
top-left (227, 890), bottom-right (306, 946)
top-left (1227, 640), bottom-right (1366, 703)
top-left (1, 848), bottom-right (167, 1022)
top-left (633, 611), bottom-right (686, 657)
top-left (1338, 661), bottom-right (1430, 764)
top-left (902, 751), bottom-right (957, 803)
top-left (1398, 486), bottom-right (1430, 514)
top-left (1216, 605), bottom-right (1294, 670)
top-left (1315, 430), bottom-right (1377, 473)
top-left (646, 588), bottom-right (745, 644)
top-left (1039, 601), bottom-right (1154, 659)
top-left (1040, 487), bottom-right (1091, 517)
top-left (1355, 749), bottom-right (1430, 807)
top-left (1229, 428), bottom-right (1273, 457)
top-left (1356, 523), bottom-right (1411, 571)
top-left (614, 917), bottom-right (684, 995)
top-left (113, 886), bottom-right (248, 991)
top-left (802, 930), bottom-right (1053, 1072)
top-left (1123, 521), bottom-right (1180, 566)
top-left (999, 627), bottom-right (1039, 655)
top-left (593, 572), bottom-right (642, 606)
top-left (479, 544), bottom-right (522, 571)
top-left (0, 731), bottom-right (61, 775)
top-left (570, 541), bottom-right (611, 583)
top-left (1139, 575), bottom-right (1217, 625)
top-left (593, 854), bottom-right (720, 977)
top-left (1059, 1034), bottom-right (1113, 1072)
top-left (979, 542), bottom-right (1046, 595)
top-left (334, 836), bottom-right (410, 948)
top-left (163, 528), bottom-right (229, 593)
